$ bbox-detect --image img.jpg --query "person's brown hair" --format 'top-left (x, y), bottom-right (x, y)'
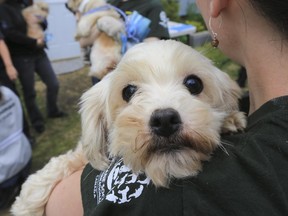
top-left (250, 0), bottom-right (288, 38)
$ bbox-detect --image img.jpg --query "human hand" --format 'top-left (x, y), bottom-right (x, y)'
top-left (36, 38), bottom-right (45, 47)
top-left (6, 65), bottom-right (18, 81)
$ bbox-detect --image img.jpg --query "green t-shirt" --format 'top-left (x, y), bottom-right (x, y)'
top-left (81, 96), bottom-right (288, 215)
top-left (108, 0), bottom-right (170, 39)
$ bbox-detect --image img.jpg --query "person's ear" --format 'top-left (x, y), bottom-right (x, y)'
top-left (210, 0), bottom-right (229, 17)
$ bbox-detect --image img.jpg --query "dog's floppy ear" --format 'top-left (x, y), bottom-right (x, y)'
top-left (79, 76), bottom-right (111, 170)
top-left (210, 67), bottom-right (247, 132)
top-left (212, 67), bottom-right (242, 112)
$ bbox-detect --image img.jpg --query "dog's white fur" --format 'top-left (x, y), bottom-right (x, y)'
top-left (11, 40), bottom-right (246, 216)
top-left (66, 0), bottom-right (125, 79)
top-left (22, 2), bottom-right (49, 40)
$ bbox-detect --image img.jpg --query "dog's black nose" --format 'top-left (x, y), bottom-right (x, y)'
top-left (149, 108), bottom-right (182, 137)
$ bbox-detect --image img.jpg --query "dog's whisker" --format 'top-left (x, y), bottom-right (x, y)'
top-left (219, 140), bottom-right (235, 155)
top-left (221, 140), bottom-right (233, 147)
top-left (218, 142), bottom-right (229, 156)
top-left (190, 130), bottom-right (217, 154)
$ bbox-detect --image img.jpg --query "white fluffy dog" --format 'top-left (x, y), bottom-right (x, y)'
top-left (22, 1), bottom-right (49, 40)
top-left (11, 40), bottom-right (246, 215)
top-left (66, 0), bottom-right (125, 79)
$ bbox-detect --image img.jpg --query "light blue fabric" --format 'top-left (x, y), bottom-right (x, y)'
top-left (83, 4), bottom-right (151, 54)
top-left (0, 86), bottom-right (32, 183)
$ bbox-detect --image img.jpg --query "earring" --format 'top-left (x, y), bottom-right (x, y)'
top-left (209, 17), bottom-right (219, 48)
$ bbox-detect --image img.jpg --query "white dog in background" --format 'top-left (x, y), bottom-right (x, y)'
top-left (22, 1), bottom-right (49, 40)
top-left (11, 40), bottom-right (246, 216)
top-left (65, 0), bottom-right (125, 80)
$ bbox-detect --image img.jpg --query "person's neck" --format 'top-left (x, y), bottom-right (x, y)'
top-left (244, 35), bottom-right (288, 114)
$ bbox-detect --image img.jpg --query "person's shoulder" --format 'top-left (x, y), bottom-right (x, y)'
top-left (0, 86), bottom-right (20, 108)
top-left (0, 86), bottom-right (13, 97)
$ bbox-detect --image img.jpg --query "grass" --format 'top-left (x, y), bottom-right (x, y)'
top-left (29, 66), bottom-right (91, 172)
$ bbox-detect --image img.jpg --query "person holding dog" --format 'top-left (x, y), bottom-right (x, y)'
top-left (0, 0), bottom-right (67, 134)
top-left (109, 0), bottom-right (170, 42)
top-left (45, 0), bottom-right (288, 215)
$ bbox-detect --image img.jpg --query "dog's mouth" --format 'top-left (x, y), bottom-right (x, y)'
top-left (147, 134), bottom-right (213, 155)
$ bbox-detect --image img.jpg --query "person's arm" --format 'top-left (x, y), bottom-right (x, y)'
top-left (0, 7), bottom-right (44, 50)
top-left (45, 170), bottom-right (84, 216)
top-left (0, 39), bottom-right (18, 81)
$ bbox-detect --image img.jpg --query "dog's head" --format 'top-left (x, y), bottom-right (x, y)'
top-left (80, 40), bottom-right (242, 187)
top-left (65, 0), bottom-right (83, 13)
top-left (35, 2), bottom-right (49, 15)
top-left (22, 2), bottom-right (49, 22)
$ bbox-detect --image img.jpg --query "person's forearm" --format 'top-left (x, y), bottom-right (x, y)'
top-left (0, 40), bottom-right (18, 80)
top-left (0, 40), bottom-right (14, 68)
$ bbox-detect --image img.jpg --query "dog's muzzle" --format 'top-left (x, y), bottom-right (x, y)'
top-left (149, 108), bottom-right (182, 137)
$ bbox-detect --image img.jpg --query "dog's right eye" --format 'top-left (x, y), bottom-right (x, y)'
top-left (122, 84), bottom-right (138, 102)
top-left (183, 75), bottom-right (203, 95)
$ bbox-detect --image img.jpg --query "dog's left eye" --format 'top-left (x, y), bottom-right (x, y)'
top-left (183, 75), bottom-right (203, 95)
top-left (122, 84), bottom-right (138, 102)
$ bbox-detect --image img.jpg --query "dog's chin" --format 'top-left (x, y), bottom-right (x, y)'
top-left (143, 134), bottom-right (215, 187)
top-left (144, 148), bottom-right (211, 187)
top-left (115, 132), bottom-right (218, 188)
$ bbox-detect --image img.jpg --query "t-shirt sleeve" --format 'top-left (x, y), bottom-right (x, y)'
top-left (145, 2), bottom-right (170, 39)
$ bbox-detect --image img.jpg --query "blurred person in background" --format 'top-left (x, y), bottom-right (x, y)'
top-left (109, 0), bottom-right (170, 42)
top-left (0, 0), bottom-right (67, 134)
top-left (0, 85), bottom-right (32, 210)
top-left (0, 29), bottom-right (34, 145)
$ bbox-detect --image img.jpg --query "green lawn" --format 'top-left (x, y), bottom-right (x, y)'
top-left (30, 66), bottom-right (91, 172)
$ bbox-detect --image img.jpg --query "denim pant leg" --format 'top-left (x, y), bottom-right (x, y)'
top-left (35, 52), bottom-right (60, 115)
top-left (13, 56), bottom-right (44, 126)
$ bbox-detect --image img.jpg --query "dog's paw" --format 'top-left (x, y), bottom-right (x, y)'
top-left (97, 16), bottom-right (125, 39)
top-left (221, 111), bottom-right (247, 134)
top-left (75, 34), bottom-right (81, 41)
top-left (77, 19), bottom-right (92, 38)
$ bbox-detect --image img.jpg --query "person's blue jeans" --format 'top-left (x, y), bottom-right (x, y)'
top-left (12, 52), bottom-right (60, 127)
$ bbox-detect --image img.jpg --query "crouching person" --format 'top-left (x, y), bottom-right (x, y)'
top-left (0, 85), bottom-right (32, 210)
